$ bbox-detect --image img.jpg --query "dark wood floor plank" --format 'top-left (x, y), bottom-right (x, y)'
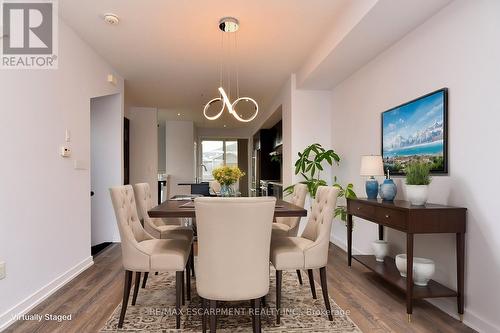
top-left (5, 243), bottom-right (475, 333)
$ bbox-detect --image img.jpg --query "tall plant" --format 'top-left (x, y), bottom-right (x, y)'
top-left (284, 143), bottom-right (356, 223)
top-left (405, 160), bottom-right (431, 185)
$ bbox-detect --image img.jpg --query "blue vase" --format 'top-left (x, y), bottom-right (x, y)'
top-left (365, 177), bottom-right (379, 199)
top-left (220, 184), bottom-right (234, 197)
top-left (379, 179), bottom-right (397, 201)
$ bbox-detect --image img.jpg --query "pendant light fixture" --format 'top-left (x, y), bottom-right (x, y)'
top-left (203, 17), bottom-right (259, 123)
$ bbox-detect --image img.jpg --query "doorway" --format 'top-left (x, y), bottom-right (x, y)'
top-left (90, 94), bottom-right (122, 256)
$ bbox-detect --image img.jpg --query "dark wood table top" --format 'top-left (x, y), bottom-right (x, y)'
top-left (148, 198), bottom-right (308, 218)
top-left (348, 198), bottom-right (467, 211)
top-left (347, 197), bottom-right (466, 234)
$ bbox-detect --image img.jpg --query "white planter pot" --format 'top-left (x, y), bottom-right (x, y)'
top-left (395, 254), bottom-right (435, 286)
top-left (372, 240), bottom-right (389, 262)
top-left (405, 185), bottom-right (429, 206)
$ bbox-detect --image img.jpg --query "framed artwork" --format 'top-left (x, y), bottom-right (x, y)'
top-left (381, 88), bottom-right (448, 175)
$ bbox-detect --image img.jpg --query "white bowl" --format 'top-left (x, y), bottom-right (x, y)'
top-left (395, 254), bottom-right (435, 286)
top-left (372, 240), bottom-right (389, 262)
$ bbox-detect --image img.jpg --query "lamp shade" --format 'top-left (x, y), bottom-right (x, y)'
top-left (360, 155), bottom-right (384, 176)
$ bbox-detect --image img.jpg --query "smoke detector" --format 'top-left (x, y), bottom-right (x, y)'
top-left (103, 13), bottom-right (120, 25)
top-left (219, 17), bottom-right (239, 33)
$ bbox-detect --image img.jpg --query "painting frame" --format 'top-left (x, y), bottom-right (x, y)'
top-left (381, 88), bottom-right (448, 176)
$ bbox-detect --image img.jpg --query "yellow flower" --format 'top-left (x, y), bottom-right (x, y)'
top-left (212, 165), bottom-right (245, 185)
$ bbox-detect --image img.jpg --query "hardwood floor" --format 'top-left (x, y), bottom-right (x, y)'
top-left (5, 243), bottom-right (474, 333)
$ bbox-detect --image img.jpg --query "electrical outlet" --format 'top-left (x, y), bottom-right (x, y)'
top-left (0, 261), bottom-right (5, 280)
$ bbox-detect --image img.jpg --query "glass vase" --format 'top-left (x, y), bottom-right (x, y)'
top-left (220, 184), bottom-right (234, 197)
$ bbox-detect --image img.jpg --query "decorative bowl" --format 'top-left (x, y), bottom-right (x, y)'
top-left (395, 254), bottom-right (435, 286)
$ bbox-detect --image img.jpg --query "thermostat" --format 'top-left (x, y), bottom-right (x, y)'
top-left (60, 146), bottom-right (71, 157)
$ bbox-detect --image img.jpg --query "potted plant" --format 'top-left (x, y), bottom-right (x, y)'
top-left (404, 160), bottom-right (431, 205)
top-left (212, 165), bottom-right (245, 197)
top-left (284, 143), bottom-right (356, 224)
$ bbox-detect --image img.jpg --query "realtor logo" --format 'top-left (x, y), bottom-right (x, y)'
top-left (1, 0), bottom-right (58, 69)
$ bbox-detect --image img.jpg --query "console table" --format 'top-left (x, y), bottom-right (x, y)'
top-left (346, 198), bottom-right (466, 322)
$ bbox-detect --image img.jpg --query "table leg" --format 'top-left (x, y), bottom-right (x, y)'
top-left (456, 233), bottom-right (465, 321)
top-left (158, 183), bottom-right (161, 205)
top-left (406, 233), bottom-right (414, 322)
top-left (347, 214), bottom-right (353, 266)
top-left (378, 224), bottom-right (384, 241)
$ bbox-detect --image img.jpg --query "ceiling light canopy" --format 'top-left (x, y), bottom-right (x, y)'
top-left (103, 13), bottom-right (119, 25)
top-left (203, 17), bottom-right (258, 124)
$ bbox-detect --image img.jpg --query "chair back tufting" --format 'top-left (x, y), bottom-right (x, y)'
top-left (110, 185), bottom-right (152, 271)
top-left (275, 183), bottom-right (307, 235)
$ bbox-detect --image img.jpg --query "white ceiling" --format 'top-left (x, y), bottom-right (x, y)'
top-left (297, 0), bottom-right (453, 90)
top-left (59, 0), bottom-right (351, 128)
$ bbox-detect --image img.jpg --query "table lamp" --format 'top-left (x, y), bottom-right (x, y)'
top-left (360, 155), bottom-right (384, 199)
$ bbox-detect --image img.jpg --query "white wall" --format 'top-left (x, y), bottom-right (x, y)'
top-left (330, 0), bottom-right (500, 331)
top-left (196, 126), bottom-right (251, 139)
top-left (0, 19), bottom-right (123, 330)
top-left (90, 94), bottom-right (122, 246)
top-left (126, 107), bottom-right (158, 208)
top-left (291, 75), bottom-right (333, 184)
top-left (251, 75), bottom-right (333, 233)
top-left (165, 120), bottom-right (195, 196)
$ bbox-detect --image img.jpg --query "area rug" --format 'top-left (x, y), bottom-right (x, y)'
top-left (100, 269), bottom-right (361, 332)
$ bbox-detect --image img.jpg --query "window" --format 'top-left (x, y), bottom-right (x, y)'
top-left (201, 140), bottom-right (238, 181)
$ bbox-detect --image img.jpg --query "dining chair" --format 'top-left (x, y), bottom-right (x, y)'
top-left (209, 180), bottom-right (221, 196)
top-left (110, 185), bottom-right (192, 329)
top-left (270, 186), bottom-right (339, 324)
top-left (133, 183), bottom-right (195, 286)
top-left (134, 183), bottom-right (194, 241)
top-left (271, 183), bottom-right (308, 285)
top-left (195, 197), bottom-right (276, 333)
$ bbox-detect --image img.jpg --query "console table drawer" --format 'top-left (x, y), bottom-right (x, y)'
top-left (348, 200), bottom-right (376, 219)
top-left (375, 207), bottom-right (407, 229)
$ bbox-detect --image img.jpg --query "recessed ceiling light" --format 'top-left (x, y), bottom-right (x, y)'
top-left (177, 113), bottom-right (181, 116)
top-left (223, 125), bottom-right (227, 128)
top-left (103, 13), bottom-right (119, 25)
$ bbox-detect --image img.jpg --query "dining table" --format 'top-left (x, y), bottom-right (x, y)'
top-left (148, 198), bottom-right (308, 219)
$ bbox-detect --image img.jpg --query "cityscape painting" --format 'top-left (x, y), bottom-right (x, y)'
top-left (382, 89), bottom-right (448, 175)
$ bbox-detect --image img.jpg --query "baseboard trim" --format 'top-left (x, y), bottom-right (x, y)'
top-left (330, 235), bottom-right (496, 332)
top-left (0, 256), bottom-right (94, 332)
top-left (330, 234), bottom-right (364, 255)
top-left (428, 298), bottom-right (499, 333)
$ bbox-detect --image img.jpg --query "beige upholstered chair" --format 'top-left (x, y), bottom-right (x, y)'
top-left (272, 183), bottom-right (308, 237)
top-left (272, 183), bottom-right (308, 285)
top-left (133, 183), bottom-right (193, 241)
top-left (270, 186), bottom-right (339, 324)
top-left (195, 197), bottom-right (276, 333)
top-left (209, 180), bottom-right (221, 196)
top-left (110, 185), bottom-right (192, 329)
top-left (133, 183), bottom-right (195, 285)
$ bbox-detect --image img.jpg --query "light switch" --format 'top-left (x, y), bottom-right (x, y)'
top-left (65, 129), bottom-right (71, 142)
top-left (0, 261), bottom-right (5, 280)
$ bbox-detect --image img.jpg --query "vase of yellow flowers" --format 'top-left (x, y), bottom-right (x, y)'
top-left (212, 166), bottom-right (245, 197)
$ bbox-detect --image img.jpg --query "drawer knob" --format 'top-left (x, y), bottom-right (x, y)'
top-left (357, 207), bottom-right (361, 210)
top-left (385, 214), bottom-right (390, 218)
